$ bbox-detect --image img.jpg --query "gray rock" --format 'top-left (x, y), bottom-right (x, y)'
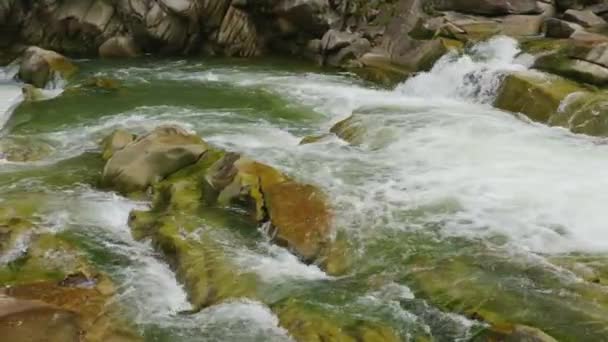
top-left (544, 18), bottom-right (582, 38)
top-left (102, 125), bottom-right (208, 193)
top-left (563, 9), bottom-right (606, 28)
top-left (434, 0), bottom-right (539, 15)
top-left (99, 36), bottom-right (141, 58)
top-left (18, 47), bottom-right (77, 88)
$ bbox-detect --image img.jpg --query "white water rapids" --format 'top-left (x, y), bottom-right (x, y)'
top-left (2, 36), bottom-right (608, 340)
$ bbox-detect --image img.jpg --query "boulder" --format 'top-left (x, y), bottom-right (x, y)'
top-left (158, 0), bottom-right (194, 16)
top-left (100, 129), bottom-right (135, 161)
top-left (568, 41), bottom-right (608, 68)
top-left (555, 0), bottom-right (602, 11)
top-left (0, 136), bottom-right (54, 162)
top-left (549, 91), bottom-right (608, 136)
top-left (433, 0), bottom-right (539, 15)
top-left (206, 154), bottom-right (333, 262)
top-left (472, 323), bottom-right (558, 342)
top-left (563, 9), bottom-right (607, 28)
top-left (145, 2), bottom-right (188, 52)
top-left (264, 181), bottom-right (332, 261)
top-left (494, 71), bottom-right (585, 123)
top-left (274, 298), bottom-right (402, 342)
top-left (330, 114), bottom-right (368, 145)
top-left (101, 126), bottom-right (208, 194)
top-left (354, 52), bottom-right (413, 85)
top-left (99, 36), bottom-right (141, 58)
top-left (544, 17), bottom-right (583, 38)
top-left (18, 47), bottom-right (77, 88)
top-left (500, 14), bottom-right (546, 36)
top-left (534, 53), bottom-right (608, 86)
top-left (570, 29), bottom-right (608, 43)
top-left (129, 212), bottom-right (258, 310)
top-left (273, 0), bottom-right (332, 35)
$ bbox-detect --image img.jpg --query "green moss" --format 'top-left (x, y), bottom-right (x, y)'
top-left (494, 72), bottom-right (587, 123)
top-left (549, 92), bottom-right (608, 136)
top-left (273, 298), bottom-right (402, 342)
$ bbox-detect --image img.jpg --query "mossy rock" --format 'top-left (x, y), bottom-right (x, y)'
top-left (273, 298), bottom-right (402, 342)
top-left (299, 133), bottom-right (333, 145)
top-left (471, 323), bottom-right (557, 342)
top-left (264, 181), bottom-right (332, 262)
top-left (549, 91), bottom-right (608, 136)
top-left (494, 71), bottom-right (587, 123)
top-left (407, 250), bottom-right (608, 341)
top-left (518, 38), bottom-right (570, 56)
top-left (534, 53), bottom-right (608, 87)
top-left (129, 213), bottom-right (258, 310)
top-left (330, 114), bottom-right (368, 145)
top-left (3, 277), bottom-right (141, 342)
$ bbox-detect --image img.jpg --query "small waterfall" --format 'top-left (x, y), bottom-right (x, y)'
top-left (396, 36), bottom-right (533, 103)
top-left (0, 63), bottom-right (23, 131)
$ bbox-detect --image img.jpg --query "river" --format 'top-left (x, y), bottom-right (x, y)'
top-left (1, 37), bottom-right (608, 341)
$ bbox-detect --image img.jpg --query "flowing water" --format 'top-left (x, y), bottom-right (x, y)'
top-left (2, 36), bottom-right (608, 341)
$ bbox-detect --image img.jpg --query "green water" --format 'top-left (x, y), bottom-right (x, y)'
top-left (2, 49), bottom-right (608, 341)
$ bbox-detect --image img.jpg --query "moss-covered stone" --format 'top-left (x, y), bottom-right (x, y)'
top-left (534, 53), bottom-right (608, 86)
top-left (299, 133), bottom-right (333, 145)
top-left (549, 91), bottom-right (608, 136)
top-left (273, 298), bottom-right (402, 342)
top-left (330, 114), bottom-right (368, 145)
top-left (494, 71), bottom-right (587, 123)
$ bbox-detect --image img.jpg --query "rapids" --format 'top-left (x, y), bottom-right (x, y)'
top-left (2, 37), bottom-right (608, 341)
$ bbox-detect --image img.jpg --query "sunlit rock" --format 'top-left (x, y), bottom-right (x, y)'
top-left (18, 46), bottom-right (77, 88)
top-left (100, 129), bottom-right (135, 161)
top-left (494, 71), bottom-right (586, 123)
top-left (101, 125), bottom-right (208, 194)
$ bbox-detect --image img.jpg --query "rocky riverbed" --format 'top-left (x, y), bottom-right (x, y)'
top-left (4, 1), bottom-right (608, 342)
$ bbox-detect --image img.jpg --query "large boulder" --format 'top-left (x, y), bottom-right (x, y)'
top-left (98, 36), bottom-right (141, 58)
top-left (534, 52), bottom-right (608, 86)
top-left (320, 29), bottom-right (371, 67)
top-left (273, 0), bottom-right (333, 35)
top-left (18, 47), bottom-right (77, 88)
top-left (433, 0), bottom-right (539, 15)
top-left (544, 18), bottom-right (583, 38)
top-left (206, 154), bottom-right (333, 262)
top-left (274, 298), bottom-right (403, 342)
top-left (494, 71), bottom-right (585, 123)
top-left (101, 125), bottom-right (208, 194)
top-left (549, 91), bottom-right (608, 136)
top-left (563, 9), bottom-right (607, 28)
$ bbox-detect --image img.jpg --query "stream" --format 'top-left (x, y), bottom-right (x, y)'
top-left (2, 36), bottom-right (608, 341)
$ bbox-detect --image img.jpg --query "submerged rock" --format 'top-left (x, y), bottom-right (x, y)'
top-left (18, 47), bottom-right (77, 88)
top-left (330, 114), bottom-right (367, 145)
top-left (274, 298), bottom-right (402, 342)
top-left (101, 125), bottom-right (208, 194)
